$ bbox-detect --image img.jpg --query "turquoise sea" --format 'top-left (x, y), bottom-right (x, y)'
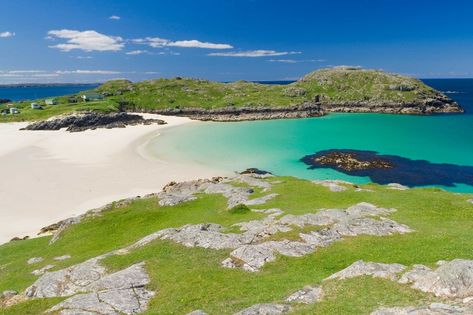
top-left (148, 79), bottom-right (473, 193)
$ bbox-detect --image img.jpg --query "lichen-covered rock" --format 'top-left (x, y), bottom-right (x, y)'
top-left (285, 286), bottom-right (323, 304)
top-left (371, 303), bottom-right (473, 314)
top-left (399, 259), bottom-right (473, 299)
top-left (233, 303), bottom-right (291, 315)
top-left (326, 260), bottom-right (406, 281)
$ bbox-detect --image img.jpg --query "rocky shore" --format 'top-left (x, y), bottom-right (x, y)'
top-left (135, 103), bottom-right (324, 122)
top-left (21, 112), bottom-right (166, 132)
top-left (133, 98), bottom-right (462, 122)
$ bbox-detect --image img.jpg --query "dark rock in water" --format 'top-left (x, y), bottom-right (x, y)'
top-left (21, 112), bottom-right (166, 132)
top-left (0, 99), bottom-right (12, 104)
top-left (240, 168), bottom-right (273, 175)
top-left (309, 151), bottom-right (394, 171)
top-left (301, 149), bottom-right (473, 188)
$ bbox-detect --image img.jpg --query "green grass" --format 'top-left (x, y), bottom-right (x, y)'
top-left (0, 177), bottom-right (472, 314)
top-left (0, 67), bottom-right (448, 123)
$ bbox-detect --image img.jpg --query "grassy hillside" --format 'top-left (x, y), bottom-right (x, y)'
top-left (0, 67), bottom-right (459, 122)
top-left (1, 176), bottom-right (472, 314)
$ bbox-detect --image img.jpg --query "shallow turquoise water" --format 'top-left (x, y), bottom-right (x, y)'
top-left (148, 79), bottom-right (473, 193)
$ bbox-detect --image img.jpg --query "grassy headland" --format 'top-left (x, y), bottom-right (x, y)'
top-left (0, 176), bottom-right (472, 314)
top-left (0, 67), bottom-right (462, 123)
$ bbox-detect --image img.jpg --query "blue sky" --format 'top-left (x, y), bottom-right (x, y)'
top-left (0, 0), bottom-right (472, 83)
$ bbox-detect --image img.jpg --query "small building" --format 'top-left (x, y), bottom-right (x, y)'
top-left (81, 93), bottom-right (104, 102)
top-left (9, 107), bottom-right (19, 114)
top-left (31, 102), bottom-right (42, 109)
top-left (45, 98), bottom-right (58, 105)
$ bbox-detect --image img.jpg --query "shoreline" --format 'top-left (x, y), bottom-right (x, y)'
top-left (0, 114), bottom-right (228, 244)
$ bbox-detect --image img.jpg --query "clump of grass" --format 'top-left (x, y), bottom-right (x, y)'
top-left (228, 204), bottom-right (251, 214)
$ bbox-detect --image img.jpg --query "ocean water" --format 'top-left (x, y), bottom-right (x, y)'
top-left (0, 84), bottom-right (99, 102)
top-left (148, 79), bottom-right (473, 193)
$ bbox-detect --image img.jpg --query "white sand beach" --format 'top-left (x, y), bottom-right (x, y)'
top-left (0, 114), bottom-right (227, 244)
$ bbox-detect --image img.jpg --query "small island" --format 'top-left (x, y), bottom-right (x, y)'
top-left (0, 67), bottom-right (463, 123)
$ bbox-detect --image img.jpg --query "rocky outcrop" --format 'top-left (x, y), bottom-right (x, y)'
top-left (326, 260), bottom-right (407, 281)
top-left (157, 175), bottom-right (277, 208)
top-left (371, 303), bottom-right (473, 315)
top-left (21, 112), bottom-right (166, 132)
top-left (285, 286), bottom-right (323, 304)
top-left (25, 260), bottom-right (154, 315)
top-left (233, 303), bottom-right (291, 315)
top-left (398, 260), bottom-right (473, 299)
top-left (222, 202), bottom-right (411, 272)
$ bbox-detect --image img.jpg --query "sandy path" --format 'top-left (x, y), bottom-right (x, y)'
top-left (0, 114), bottom-right (227, 244)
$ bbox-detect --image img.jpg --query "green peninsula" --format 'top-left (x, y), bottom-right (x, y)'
top-left (1, 67), bottom-right (462, 122)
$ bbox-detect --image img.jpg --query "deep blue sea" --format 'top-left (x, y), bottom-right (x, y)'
top-left (0, 84), bottom-right (99, 102)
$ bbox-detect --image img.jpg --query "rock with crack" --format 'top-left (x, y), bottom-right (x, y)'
top-left (326, 260), bottom-right (407, 281)
top-left (236, 174), bottom-right (272, 190)
top-left (222, 244), bottom-right (277, 272)
top-left (233, 303), bottom-right (291, 315)
top-left (25, 257), bottom-right (108, 298)
top-left (48, 287), bottom-right (154, 315)
top-left (25, 262), bottom-right (156, 315)
top-left (398, 259), bottom-right (473, 299)
top-left (371, 302), bottom-right (473, 314)
top-left (285, 285), bottom-right (323, 304)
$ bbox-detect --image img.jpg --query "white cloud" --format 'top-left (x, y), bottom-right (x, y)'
top-left (76, 56), bottom-right (93, 59)
top-left (208, 50), bottom-right (301, 57)
top-left (268, 59), bottom-right (326, 63)
top-left (47, 29), bottom-right (124, 52)
top-left (126, 50), bottom-right (149, 55)
top-left (0, 31), bottom-right (15, 38)
top-left (133, 37), bottom-right (232, 49)
top-left (5, 70), bottom-right (45, 74)
top-left (55, 70), bottom-right (121, 75)
top-left (109, 15), bottom-right (121, 20)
